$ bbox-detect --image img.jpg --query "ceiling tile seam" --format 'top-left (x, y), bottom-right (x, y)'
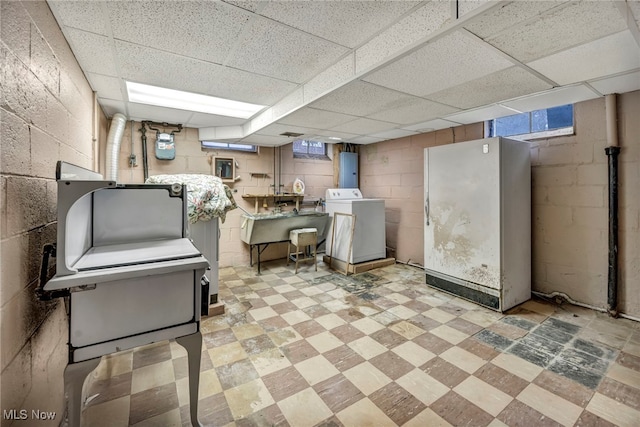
top-left (616, 0), bottom-right (640, 48)
top-left (581, 81), bottom-right (604, 98)
top-left (233, 0), bottom-right (508, 140)
top-left (588, 67), bottom-right (640, 83)
top-left (478, 0), bottom-right (575, 43)
top-left (458, 28), bottom-right (559, 87)
top-left (357, 80), bottom-right (466, 113)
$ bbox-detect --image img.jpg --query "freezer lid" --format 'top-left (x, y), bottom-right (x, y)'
top-left (325, 188), bottom-right (363, 200)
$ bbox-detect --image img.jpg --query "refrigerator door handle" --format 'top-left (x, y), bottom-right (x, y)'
top-left (425, 193), bottom-right (430, 226)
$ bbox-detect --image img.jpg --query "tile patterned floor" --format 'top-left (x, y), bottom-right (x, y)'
top-left (82, 260), bottom-right (640, 427)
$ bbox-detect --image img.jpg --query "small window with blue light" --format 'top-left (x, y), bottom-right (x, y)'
top-left (201, 141), bottom-right (257, 152)
top-left (488, 104), bottom-right (574, 140)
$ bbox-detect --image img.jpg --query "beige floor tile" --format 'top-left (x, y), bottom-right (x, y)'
top-left (439, 347), bottom-right (485, 374)
top-left (315, 313), bottom-right (347, 330)
top-left (623, 340), bottom-right (640, 358)
top-left (268, 327), bottom-right (303, 347)
top-left (389, 320), bottom-right (425, 340)
top-left (201, 316), bottom-right (231, 334)
top-left (208, 342), bottom-right (248, 368)
top-left (348, 336), bottom-right (388, 360)
top-left (307, 331), bottom-right (343, 353)
top-left (198, 369), bottom-right (223, 399)
top-left (262, 294), bottom-right (287, 306)
top-left (278, 387), bottom-right (333, 427)
top-left (460, 310), bottom-right (502, 328)
top-left (273, 284), bottom-right (297, 294)
top-left (486, 419), bottom-right (509, 427)
top-left (336, 397), bottom-right (396, 427)
top-left (328, 288), bottom-right (350, 299)
top-left (82, 396), bottom-right (130, 427)
top-left (606, 363), bottom-right (640, 389)
top-left (283, 275), bottom-right (304, 284)
top-left (386, 293), bottom-right (412, 304)
top-left (322, 300), bottom-right (351, 312)
top-left (423, 308), bottom-right (456, 323)
top-left (281, 310), bottom-right (312, 325)
top-left (386, 283), bottom-right (408, 292)
top-left (449, 297), bottom-right (483, 311)
top-left (131, 408), bottom-right (181, 427)
top-left (248, 306), bottom-right (279, 321)
top-left (392, 342), bottom-right (435, 367)
top-left (387, 305), bottom-right (419, 320)
top-left (517, 383), bottom-right (583, 426)
top-left (490, 353), bottom-right (543, 382)
top-left (224, 379), bottom-right (275, 419)
top-left (453, 376), bottom-right (512, 416)
top-left (351, 317), bottom-right (385, 335)
top-left (291, 296), bottom-right (317, 309)
top-left (343, 362), bottom-right (392, 396)
top-left (430, 325), bottom-right (469, 345)
top-left (354, 305), bottom-right (381, 316)
top-left (231, 323), bottom-right (265, 340)
top-left (131, 360), bottom-right (175, 394)
top-left (417, 294), bottom-right (450, 307)
top-left (255, 273), bottom-right (279, 282)
top-left (300, 286), bottom-right (323, 297)
top-left (295, 355), bottom-right (340, 386)
top-left (396, 368), bottom-right (449, 405)
top-left (250, 348), bottom-right (292, 377)
top-left (175, 377), bottom-right (189, 407)
top-left (586, 392), bottom-right (640, 427)
top-left (93, 351), bottom-right (133, 380)
top-left (401, 408), bottom-right (453, 427)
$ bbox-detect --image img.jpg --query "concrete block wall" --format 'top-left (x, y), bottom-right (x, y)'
top-left (112, 129), bottom-right (334, 267)
top-left (1, 0), bottom-right (101, 424)
top-left (359, 123), bottom-right (483, 264)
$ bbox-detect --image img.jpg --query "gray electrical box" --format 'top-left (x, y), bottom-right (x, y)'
top-left (339, 152), bottom-right (358, 188)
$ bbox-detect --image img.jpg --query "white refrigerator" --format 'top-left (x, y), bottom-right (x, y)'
top-left (424, 137), bottom-right (531, 312)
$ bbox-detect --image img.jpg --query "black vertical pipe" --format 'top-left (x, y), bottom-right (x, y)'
top-left (605, 146), bottom-right (621, 316)
top-left (140, 123), bottom-right (149, 181)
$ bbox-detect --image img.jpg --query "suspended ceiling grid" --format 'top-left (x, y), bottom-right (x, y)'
top-left (47, 0), bottom-right (640, 146)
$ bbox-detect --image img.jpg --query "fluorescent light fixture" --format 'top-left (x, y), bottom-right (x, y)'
top-left (126, 81), bottom-right (265, 119)
top-left (327, 136), bottom-right (342, 141)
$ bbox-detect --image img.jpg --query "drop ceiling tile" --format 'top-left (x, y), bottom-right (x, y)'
top-left (87, 73), bottom-right (123, 101)
top-left (185, 112), bottom-right (246, 128)
top-left (115, 41), bottom-right (295, 106)
top-left (630, 1), bottom-right (640, 26)
top-left (458, 0), bottom-right (491, 17)
top-left (225, 16), bottom-right (349, 83)
top-left (48, 0), bottom-right (109, 35)
top-left (363, 31), bottom-right (513, 97)
top-left (445, 104), bottom-right (518, 124)
top-left (259, 1), bottom-right (420, 48)
top-left (487, 1), bottom-right (627, 63)
top-left (241, 134), bottom-right (291, 145)
top-left (304, 55), bottom-right (355, 103)
top-left (502, 85), bottom-right (600, 113)
top-left (107, 1), bottom-right (250, 64)
top-left (370, 129), bottom-right (418, 139)
top-left (279, 108), bottom-right (357, 130)
top-left (63, 28), bottom-right (117, 75)
top-left (329, 118), bottom-right (398, 135)
top-left (126, 103), bottom-right (194, 124)
top-left (355, 1), bottom-right (451, 73)
top-left (348, 135), bottom-right (385, 145)
top-left (427, 66), bottom-right (552, 110)
top-left (98, 99), bottom-right (126, 118)
top-left (366, 97), bottom-right (459, 125)
top-left (309, 81), bottom-right (415, 117)
top-left (463, 1), bottom-right (567, 40)
top-left (402, 119), bottom-right (461, 132)
top-left (257, 123), bottom-right (319, 138)
top-left (527, 31), bottom-right (640, 86)
top-left (589, 70), bottom-right (640, 95)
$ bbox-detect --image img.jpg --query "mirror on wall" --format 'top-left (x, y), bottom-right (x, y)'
top-left (213, 157), bottom-right (235, 182)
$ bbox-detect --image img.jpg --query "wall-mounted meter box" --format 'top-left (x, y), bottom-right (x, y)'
top-left (155, 132), bottom-right (175, 160)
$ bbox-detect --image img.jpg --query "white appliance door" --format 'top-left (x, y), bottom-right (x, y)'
top-left (424, 139), bottom-right (501, 289)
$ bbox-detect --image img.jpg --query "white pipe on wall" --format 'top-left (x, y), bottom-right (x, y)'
top-left (105, 113), bottom-right (127, 182)
top-left (605, 93), bottom-right (618, 147)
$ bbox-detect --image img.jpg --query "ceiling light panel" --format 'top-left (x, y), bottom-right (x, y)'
top-left (363, 31), bottom-right (513, 97)
top-left (259, 1), bottom-right (420, 48)
top-left (126, 82), bottom-right (265, 119)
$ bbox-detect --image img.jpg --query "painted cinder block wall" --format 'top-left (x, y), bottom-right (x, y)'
top-left (359, 93), bottom-right (640, 317)
top-left (1, 0), bottom-right (106, 423)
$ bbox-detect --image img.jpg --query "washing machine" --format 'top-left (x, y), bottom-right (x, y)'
top-left (324, 188), bottom-right (386, 264)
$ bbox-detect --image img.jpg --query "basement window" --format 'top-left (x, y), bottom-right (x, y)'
top-left (201, 141), bottom-right (257, 152)
top-left (488, 104), bottom-right (574, 140)
top-left (293, 139), bottom-right (329, 160)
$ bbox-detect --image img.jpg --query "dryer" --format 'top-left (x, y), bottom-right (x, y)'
top-left (325, 188), bottom-right (386, 264)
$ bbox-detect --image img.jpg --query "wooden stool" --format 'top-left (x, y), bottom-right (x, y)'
top-left (287, 228), bottom-right (318, 274)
